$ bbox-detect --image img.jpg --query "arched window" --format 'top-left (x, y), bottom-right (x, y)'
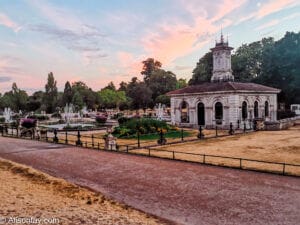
top-left (181, 101), bottom-right (189, 123)
top-left (215, 102), bottom-right (223, 125)
top-left (254, 101), bottom-right (259, 118)
top-left (242, 101), bottom-right (248, 120)
top-left (265, 101), bottom-right (269, 117)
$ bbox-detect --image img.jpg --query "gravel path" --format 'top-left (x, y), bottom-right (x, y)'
top-left (0, 137), bottom-right (299, 225)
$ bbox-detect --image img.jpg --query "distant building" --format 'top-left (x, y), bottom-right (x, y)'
top-left (167, 34), bottom-right (281, 129)
top-left (291, 104), bottom-right (300, 115)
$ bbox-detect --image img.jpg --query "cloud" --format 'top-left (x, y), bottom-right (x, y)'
top-left (256, 0), bottom-right (299, 19)
top-left (0, 13), bottom-right (20, 31)
top-left (174, 65), bottom-right (192, 71)
top-left (141, 0), bottom-right (246, 65)
top-left (0, 76), bottom-right (12, 82)
top-left (117, 51), bottom-right (143, 76)
top-left (26, 0), bottom-right (107, 64)
top-left (255, 12), bottom-right (300, 31)
top-left (255, 19), bottom-right (279, 31)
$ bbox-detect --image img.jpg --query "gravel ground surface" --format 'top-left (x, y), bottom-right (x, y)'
top-left (0, 137), bottom-right (299, 225)
top-left (0, 159), bottom-right (166, 225)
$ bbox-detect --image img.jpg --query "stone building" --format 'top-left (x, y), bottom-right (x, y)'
top-left (167, 35), bottom-right (281, 129)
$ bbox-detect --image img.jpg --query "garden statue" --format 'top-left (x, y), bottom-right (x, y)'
top-left (105, 129), bottom-right (117, 150)
top-left (228, 123), bottom-right (234, 135)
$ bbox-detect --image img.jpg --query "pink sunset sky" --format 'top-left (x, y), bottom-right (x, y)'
top-left (0, 0), bottom-right (300, 93)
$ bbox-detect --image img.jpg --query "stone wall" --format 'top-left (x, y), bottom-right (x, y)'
top-left (264, 116), bottom-right (300, 130)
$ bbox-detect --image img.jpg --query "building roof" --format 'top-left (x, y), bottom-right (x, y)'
top-left (167, 81), bottom-right (281, 96)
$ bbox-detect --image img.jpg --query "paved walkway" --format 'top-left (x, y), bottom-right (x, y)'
top-left (0, 137), bottom-right (299, 225)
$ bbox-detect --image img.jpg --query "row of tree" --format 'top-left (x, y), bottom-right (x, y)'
top-left (0, 60), bottom-right (187, 113)
top-left (189, 31), bottom-right (300, 105)
top-left (1, 31), bottom-right (298, 113)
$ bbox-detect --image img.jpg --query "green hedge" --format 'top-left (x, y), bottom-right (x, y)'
top-left (113, 118), bottom-right (174, 137)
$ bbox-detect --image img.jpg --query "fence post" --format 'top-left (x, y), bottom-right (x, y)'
top-left (240, 158), bottom-right (242, 169)
top-left (148, 148), bottom-right (151, 156)
top-left (244, 122), bottom-right (246, 133)
top-left (137, 131), bottom-right (140, 148)
top-left (98, 142), bottom-right (100, 150)
top-left (126, 145), bottom-right (129, 153)
top-left (215, 126), bottom-right (218, 137)
top-left (53, 129), bottom-right (58, 143)
top-left (181, 129), bottom-right (184, 141)
top-left (203, 154), bottom-right (206, 164)
top-left (65, 132), bottom-right (68, 144)
top-left (46, 130), bottom-right (48, 142)
top-left (283, 163), bottom-right (286, 175)
top-left (173, 151), bottom-right (175, 159)
top-left (76, 130), bottom-right (82, 146)
top-left (92, 135), bottom-right (94, 148)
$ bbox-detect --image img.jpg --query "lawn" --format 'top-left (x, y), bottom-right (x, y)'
top-left (131, 125), bottom-right (300, 176)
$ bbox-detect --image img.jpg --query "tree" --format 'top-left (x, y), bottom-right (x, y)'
top-left (26, 91), bottom-right (44, 112)
top-left (127, 77), bottom-right (152, 109)
top-left (102, 81), bottom-right (116, 91)
top-left (98, 89), bottom-right (127, 109)
top-left (118, 81), bottom-right (128, 92)
top-left (148, 69), bottom-right (177, 100)
top-left (141, 58), bottom-right (162, 83)
top-left (1, 83), bottom-right (28, 111)
top-left (72, 91), bottom-right (84, 111)
top-left (188, 52), bottom-right (213, 85)
top-left (62, 81), bottom-right (73, 106)
top-left (176, 78), bottom-right (187, 89)
top-left (72, 81), bottom-right (97, 109)
top-left (155, 94), bottom-right (170, 106)
top-left (44, 72), bottom-right (58, 113)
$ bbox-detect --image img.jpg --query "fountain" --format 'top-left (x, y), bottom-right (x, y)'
top-left (3, 107), bottom-right (12, 123)
top-left (81, 106), bottom-right (88, 116)
top-left (64, 103), bottom-right (74, 126)
top-left (155, 103), bottom-right (165, 121)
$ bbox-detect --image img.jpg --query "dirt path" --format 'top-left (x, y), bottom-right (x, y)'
top-left (0, 159), bottom-right (165, 225)
top-left (0, 137), bottom-right (299, 225)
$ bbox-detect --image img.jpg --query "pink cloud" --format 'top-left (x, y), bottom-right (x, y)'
top-left (255, 19), bottom-right (279, 30)
top-left (256, 0), bottom-right (299, 19)
top-left (0, 13), bottom-right (19, 31)
top-left (141, 0), bottom-right (245, 65)
top-left (117, 51), bottom-right (143, 76)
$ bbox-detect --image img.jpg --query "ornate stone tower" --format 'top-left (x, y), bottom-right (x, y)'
top-left (210, 33), bottom-right (234, 82)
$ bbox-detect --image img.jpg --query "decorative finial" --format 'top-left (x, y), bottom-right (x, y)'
top-left (220, 27), bottom-right (224, 43)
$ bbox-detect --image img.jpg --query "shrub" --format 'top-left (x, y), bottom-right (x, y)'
top-left (95, 115), bottom-right (107, 124)
top-left (21, 118), bottom-right (37, 128)
top-left (277, 110), bottom-right (296, 120)
top-left (113, 118), bottom-right (172, 137)
top-left (111, 113), bottom-right (124, 120)
top-left (117, 117), bottom-right (130, 125)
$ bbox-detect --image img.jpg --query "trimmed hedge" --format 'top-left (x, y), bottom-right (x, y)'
top-left (95, 115), bottom-right (107, 124)
top-left (113, 118), bottom-right (173, 137)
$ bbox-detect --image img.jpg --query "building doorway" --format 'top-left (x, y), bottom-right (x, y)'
top-left (215, 102), bottom-right (223, 125)
top-left (197, 102), bottom-right (205, 125)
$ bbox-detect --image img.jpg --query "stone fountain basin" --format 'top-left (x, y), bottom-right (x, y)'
top-left (40, 123), bottom-right (94, 130)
